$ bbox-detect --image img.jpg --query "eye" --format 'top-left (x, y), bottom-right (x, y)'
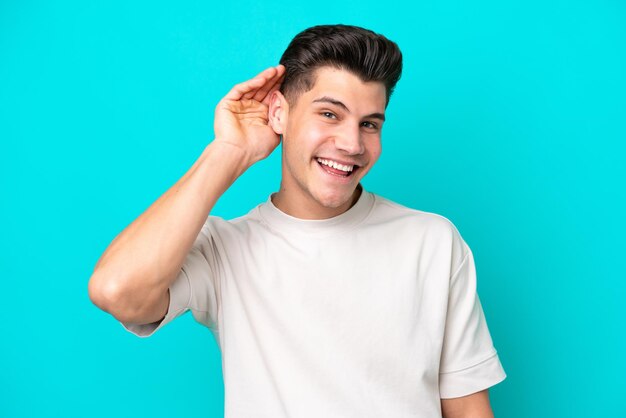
top-left (361, 121), bottom-right (379, 130)
top-left (321, 111), bottom-right (337, 119)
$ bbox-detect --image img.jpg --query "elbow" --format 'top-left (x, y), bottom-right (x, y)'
top-left (88, 270), bottom-right (163, 324)
top-left (88, 271), bottom-right (123, 315)
top-left (88, 271), bottom-right (141, 322)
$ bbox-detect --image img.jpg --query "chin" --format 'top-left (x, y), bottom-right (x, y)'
top-left (314, 187), bottom-right (355, 209)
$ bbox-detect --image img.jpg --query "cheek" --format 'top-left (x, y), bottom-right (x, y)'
top-left (289, 124), bottom-right (328, 155)
top-left (307, 123), bottom-right (330, 144)
top-left (368, 139), bottom-right (382, 160)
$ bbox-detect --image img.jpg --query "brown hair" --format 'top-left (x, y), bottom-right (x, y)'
top-left (279, 24), bottom-right (403, 108)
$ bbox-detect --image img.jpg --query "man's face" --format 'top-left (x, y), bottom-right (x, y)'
top-left (270, 66), bottom-right (387, 219)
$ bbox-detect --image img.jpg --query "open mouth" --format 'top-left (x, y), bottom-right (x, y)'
top-left (316, 157), bottom-right (359, 178)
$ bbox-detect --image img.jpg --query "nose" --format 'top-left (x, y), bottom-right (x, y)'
top-left (334, 125), bottom-right (364, 155)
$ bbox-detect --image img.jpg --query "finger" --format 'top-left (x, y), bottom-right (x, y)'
top-left (253, 65), bottom-right (286, 103)
top-left (260, 75), bottom-right (285, 107)
top-left (243, 68), bottom-right (276, 99)
top-left (253, 65), bottom-right (284, 98)
top-left (223, 77), bottom-right (266, 101)
top-left (223, 66), bottom-right (278, 101)
top-left (243, 67), bottom-right (276, 99)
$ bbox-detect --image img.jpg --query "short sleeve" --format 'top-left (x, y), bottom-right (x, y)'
top-left (119, 219), bottom-right (221, 337)
top-left (439, 242), bottom-right (506, 398)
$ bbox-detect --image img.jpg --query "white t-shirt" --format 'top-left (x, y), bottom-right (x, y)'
top-left (121, 187), bottom-right (506, 417)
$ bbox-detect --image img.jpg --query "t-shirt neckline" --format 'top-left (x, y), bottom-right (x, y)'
top-left (257, 184), bottom-right (375, 237)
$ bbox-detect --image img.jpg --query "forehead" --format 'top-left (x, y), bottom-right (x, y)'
top-left (301, 66), bottom-right (387, 112)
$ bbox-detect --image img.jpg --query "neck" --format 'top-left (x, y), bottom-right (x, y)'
top-left (272, 184), bottom-right (363, 220)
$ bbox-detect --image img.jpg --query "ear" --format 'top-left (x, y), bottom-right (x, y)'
top-left (268, 90), bottom-right (288, 135)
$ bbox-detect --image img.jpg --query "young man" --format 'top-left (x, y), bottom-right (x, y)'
top-left (89, 24), bottom-right (506, 417)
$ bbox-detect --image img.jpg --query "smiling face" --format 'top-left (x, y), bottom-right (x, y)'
top-left (268, 66), bottom-right (387, 219)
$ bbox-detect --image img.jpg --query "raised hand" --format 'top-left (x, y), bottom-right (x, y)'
top-left (213, 64), bottom-right (286, 166)
top-left (89, 65), bottom-right (287, 327)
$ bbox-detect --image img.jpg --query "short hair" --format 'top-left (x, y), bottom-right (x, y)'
top-left (278, 24), bottom-right (403, 108)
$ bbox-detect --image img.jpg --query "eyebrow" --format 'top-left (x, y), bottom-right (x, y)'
top-left (312, 96), bottom-right (386, 122)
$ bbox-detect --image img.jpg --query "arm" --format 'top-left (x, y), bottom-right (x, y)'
top-left (88, 64), bottom-right (286, 325)
top-left (441, 389), bottom-right (494, 418)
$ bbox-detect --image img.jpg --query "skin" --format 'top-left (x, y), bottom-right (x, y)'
top-left (267, 66), bottom-right (387, 219)
top-left (88, 65), bottom-right (288, 323)
top-left (441, 389), bottom-right (494, 418)
top-left (89, 62), bottom-right (495, 416)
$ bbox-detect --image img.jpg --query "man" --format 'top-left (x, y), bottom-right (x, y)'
top-left (88, 24), bottom-right (506, 417)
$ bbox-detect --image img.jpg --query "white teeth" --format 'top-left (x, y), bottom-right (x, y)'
top-left (316, 158), bottom-right (354, 172)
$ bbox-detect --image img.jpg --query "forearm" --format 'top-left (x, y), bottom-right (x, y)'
top-left (89, 141), bottom-right (250, 316)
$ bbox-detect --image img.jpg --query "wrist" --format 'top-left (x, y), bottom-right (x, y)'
top-left (205, 140), bottom-right (254, 176)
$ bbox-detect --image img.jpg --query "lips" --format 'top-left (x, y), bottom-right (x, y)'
top-left (315, 158), bottom-right (360, 179)
top-left (316, 157), bottom-right (361, 168)
top-left (319, 161), bottom-right (351, 176)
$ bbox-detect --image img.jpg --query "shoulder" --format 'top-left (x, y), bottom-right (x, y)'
top-left (202, 204), bottom-right (266, 238)
top-left (368, 193), bottom-right (469, 258)
top-left (370, 194), bottom-right (458, 233)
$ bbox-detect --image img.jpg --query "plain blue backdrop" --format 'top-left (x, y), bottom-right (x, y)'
top-left (1, 1), bottom-right (625, 417)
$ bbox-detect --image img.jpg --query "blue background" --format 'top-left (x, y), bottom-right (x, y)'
top-left (1, 1), bottom-right (624, 417)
